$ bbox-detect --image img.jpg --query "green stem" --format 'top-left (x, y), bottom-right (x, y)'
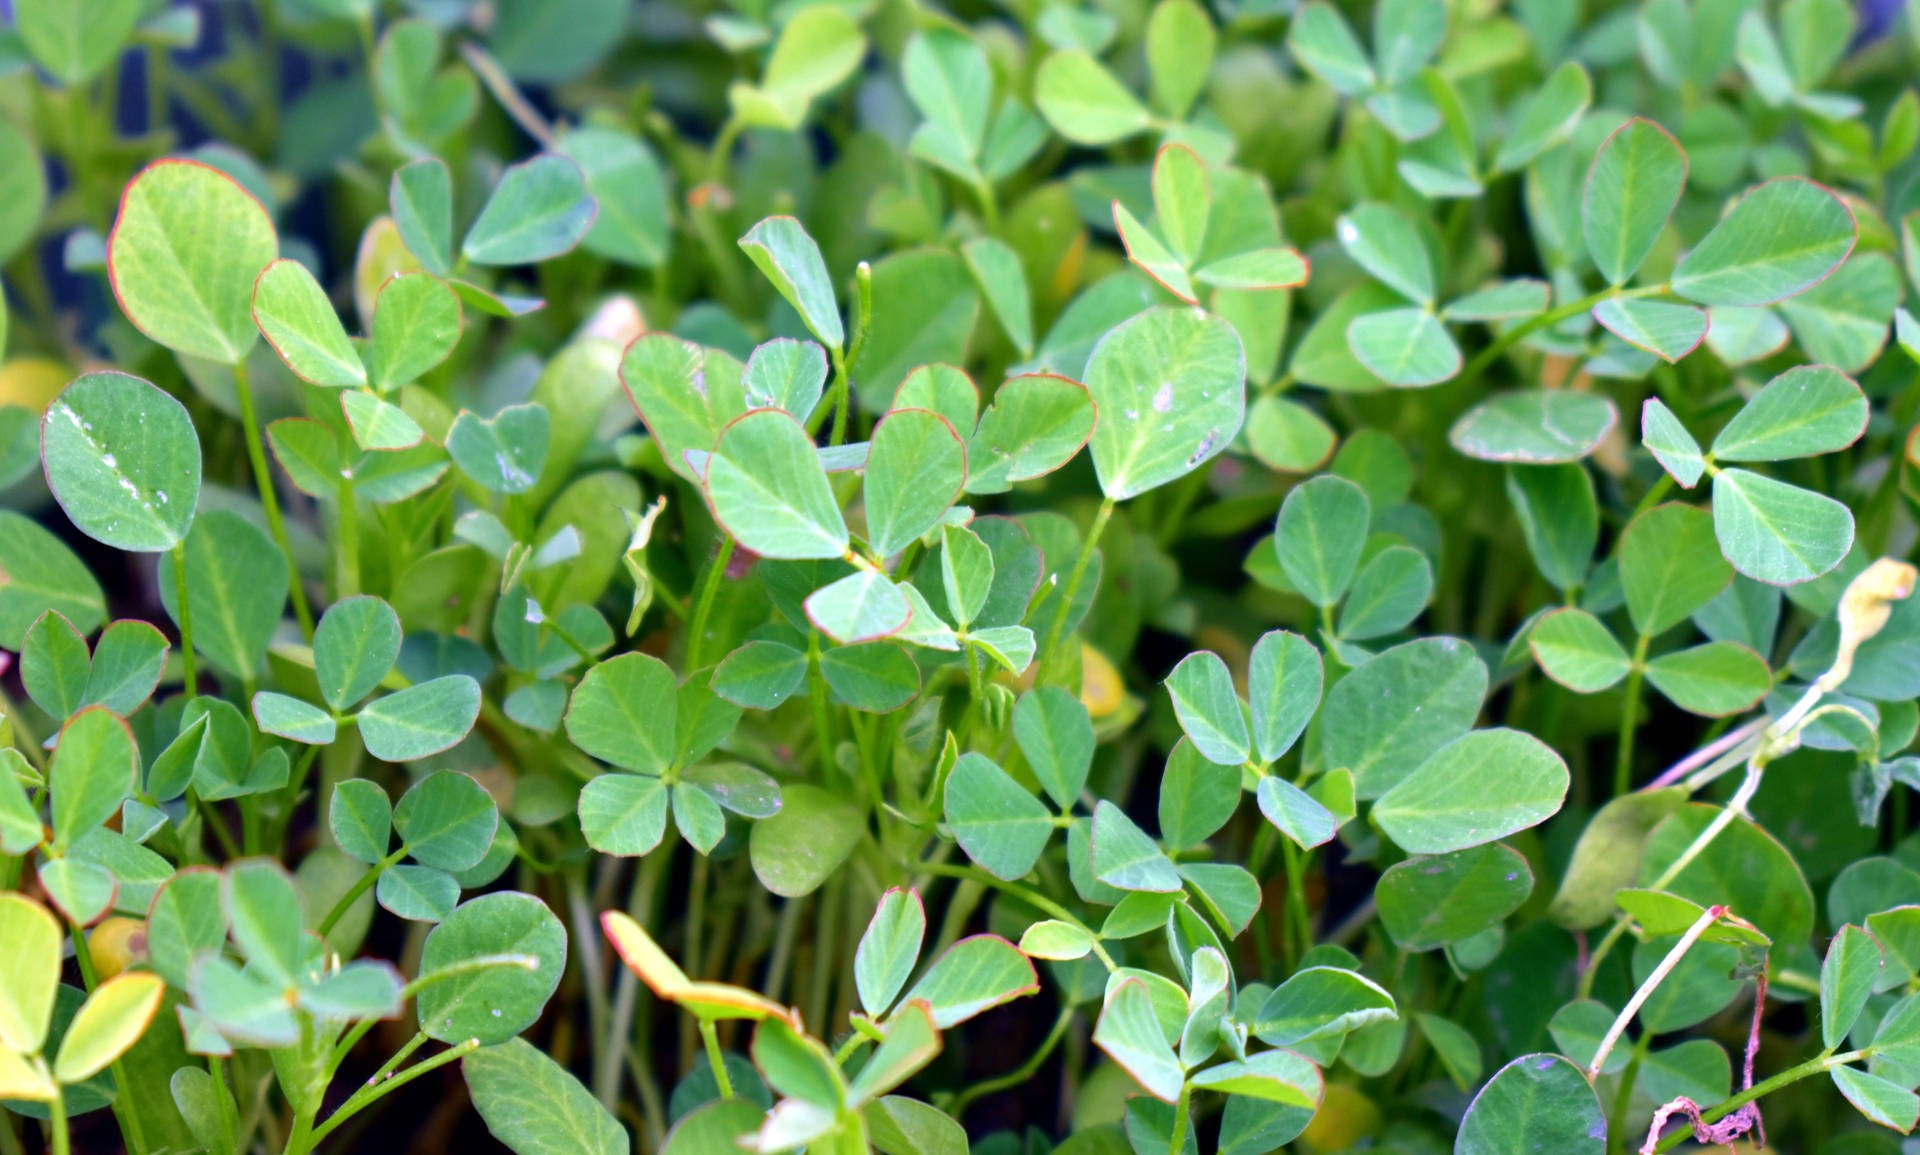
top-left (684, 538), bottom-right (736, 671)
top-left (1457, 284), bottom-right (1664, 385)
top-left (170, 543), bottom-right (196, 694)
top-left (910, 858), bottom-right (1114, 969)
top-left (947, 1006), bottom-right (1073, 1117)
top-left (699, 1018), bottom-right (734, 1099)
top-left (316, 847), bottom-right (405, 937)
top-left (307, 1038), bottom-right (480, 1147)
top-left (335, 482), bottom-right (360, 599)
top-left (1615, 634), bottom-right (1650, 795)
top-left (68, 923), bottom-right (148, 1155)
top-left (1039, 497), bottom-right (1116, 685)
top-left (1587, 903), bottom-right (1722, 1078)
top-left (806, 631), bottom-right (837, 776)
top-left (1167, 1080), bottom-right (1191, 1155)
top-left (208, 1056), bottom-right (237, 1153)
top-left (231, 357), bottom-right (314, 640)
top-left (1652, 1050), bottom-right (1866, 1152)
top-left (826, 346), bottom-right (853, 448)
top-left (48, 1076), bottom-right (69, 1155)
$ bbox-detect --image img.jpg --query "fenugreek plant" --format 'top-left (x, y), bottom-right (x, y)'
top-left (4, 1), bottom-right (1920, 1154)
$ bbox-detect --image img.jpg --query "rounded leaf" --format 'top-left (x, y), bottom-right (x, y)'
top-left (43, 372), bottom-right (201, 553)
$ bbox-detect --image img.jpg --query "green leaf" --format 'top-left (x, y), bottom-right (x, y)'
top-left (357, 675), bottom-right (482, 762)
top-left (1256, 776), bottom-right (1336, 850)
top-left (53, 973), bottom-right (163, 1084)
top-left (1146, 0), bottom-right (1216, 120)
top-left (1529, 609), bottom-right (1631, 692)
top-left (866, 409), bottom-right (966, 558)
top-left (943, 751), bottom-right (1052, 879)
top-left (1504, 464), bottom-right (1598, 592)
top-left (16, 0), bottom-right (142, 86)
top-left (1641, 398), bottom-right (1707, 487)
top-left (342, 391), bottom-right (424, 450)
top-left (938, 525), bottom-right (995, 629)
top-left (251, 259), bottom-right (364, 386)
top-left (1640, 803), bottom-right (1813, 948)
top-left (1018, 920), bottom-right (1093, 961)
top-left (1373, 0), bottom-right (1445, 84)
top-left (390, 158), bottom-right (453, 276)
top-left (330, 779), bottom-right (393, 865)
top-left (1377, 843), bottom-right (1533, 951)
top-left (1374, 729), bottom-right (1568, 855)
top-left (1090, 800), bottom-right (1180, 892)
top-left (706, 409), bottom-right (848, 559)
top-left (1034, 50), bottom-right (1151, 145)
top-left (856, 888), bottom-right (925, 1018)
top-left (1777, 252), bottom-right (1902, 373)
top-left (23, 611), bottom-right (89, 723)
top-left (1014, 686), bottom-right (1093, 810)
top-left (965, 374), bottom-right (1095, 494)
top-left (1830, 1065), bottom-right (1919, 1133)
top-left (448, 404), bottom-right (549, 495)
top-left (1273, 474), bottom-right (1369, 608)
top-left (805, 571), bottom-right (911, 645)
top-left (1455, 1054), bottom-right (1605, 1155)
top-left (1709, 364), bottom-right (1867, 462)
top-left (743, 339), bottom-right (828, 420)
top-left (566, 653), bottom-right (677, 775)
top-left (1151, 144), bottom-right (1211, 269)
top-left (1188, 1051), bottom-right (1320, 1109)
top-left (1092, 979), bottom-right (1183, 1103)
top-left (1619, 503), bottom-right (1732, 635)
top-left (157, 511), bottom-right (287, 683)
top-left (1711, 468), bottom-right (1853, 585)
top-left (1247, 630), bottom-right (1321, 765)
top-left (970, 625), bottom-right (1036, 677)
top-left (1591, 298), bottom-right (1707, 362)
top-left (1671, 177), bottom-right (1858, 306)
top-left (1493, 62), bottom-right (1592, 172)
top-left (377, 864), bottom-right (458, 922)
top-left (751, 783), bottom-right (862, 897)
top-left (82, 621), bottom-right (166, 716)
top-left (38, 857), bottom-right (114, 925)
top-left (1195, 249), bottom-right (1309, 291)
top-left (0, 751), bottom-right (42, 855)
top-left (729, 6), bottom-right (866, 131)
top-left (418, 891), bottom-right (566, 1045)
top-left (464, 1037), bottom-right (629, 1155)
top-left (1336, 204), bottom-right (1434, 305)
top-left (961, 237), bottom-right (1035, 358)
top-left (0, 892), bottom-right (60, 1054)
top-left (903, 30), bottom-right (991, 161)
top-left (146, 869), bottom-right (225, 991)
top-left (0, 513), bottom-right (106, 648)
top-left (1084, 306), bottom-right (1243, 500)
top-left (1323, 637), bottom-right (1487, 799)
top-left (50, 708), bottom-right (136, 851)
top-left (109, 160), bottom-right (277, 364)
top-left (1159, 741), bottom-right (1239, 849)
top-left (738, 216), bottom-right (842, 350)
top-left (1337, 545), bottom-right (1432, 639)
top-left (578, 774), bottom-right (669, 856)
top-left (394, 770), bottom-right (497, 872)
top-left (1643, 642), bottom-right (1770, 716)
top-left (222, 859), bottom-right (306, 987)
top-left (557, 126), bottom-right (670, 270)
top-left (1252, 966), bottom-right (1396, 1047)
top-left (43, 372), bottom-right (201, 553)
top-left (712, 641), bottom-right (807, 710)
top-left (1345, 308), bottom-right (1458, 388)
top-left (1449, 391), bottom-right (1618, 464)
top-left (1287, 2), bottom-right (1374, 95)
top-left (369, 272), bottom-right (462, 390)
top-left (1582, 118), bottom-right (1687, 287)
top-left (1821, 924), bottom-right (1883, 1050)
top-left (1165, 651), bottom-right (1250, 766)
top-left (462, 154), bottom-right (596, 267)
top-left (903, 935), bottom-right (1037, 1028)
top-left (1114, 201), bottom-right (1195, 303)
top-left (252, 692), bottom-right (335, 744)
top-left (820, 642), bottom-right (920, 713)
top-left (315, 595), bottom-right (402, 711)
